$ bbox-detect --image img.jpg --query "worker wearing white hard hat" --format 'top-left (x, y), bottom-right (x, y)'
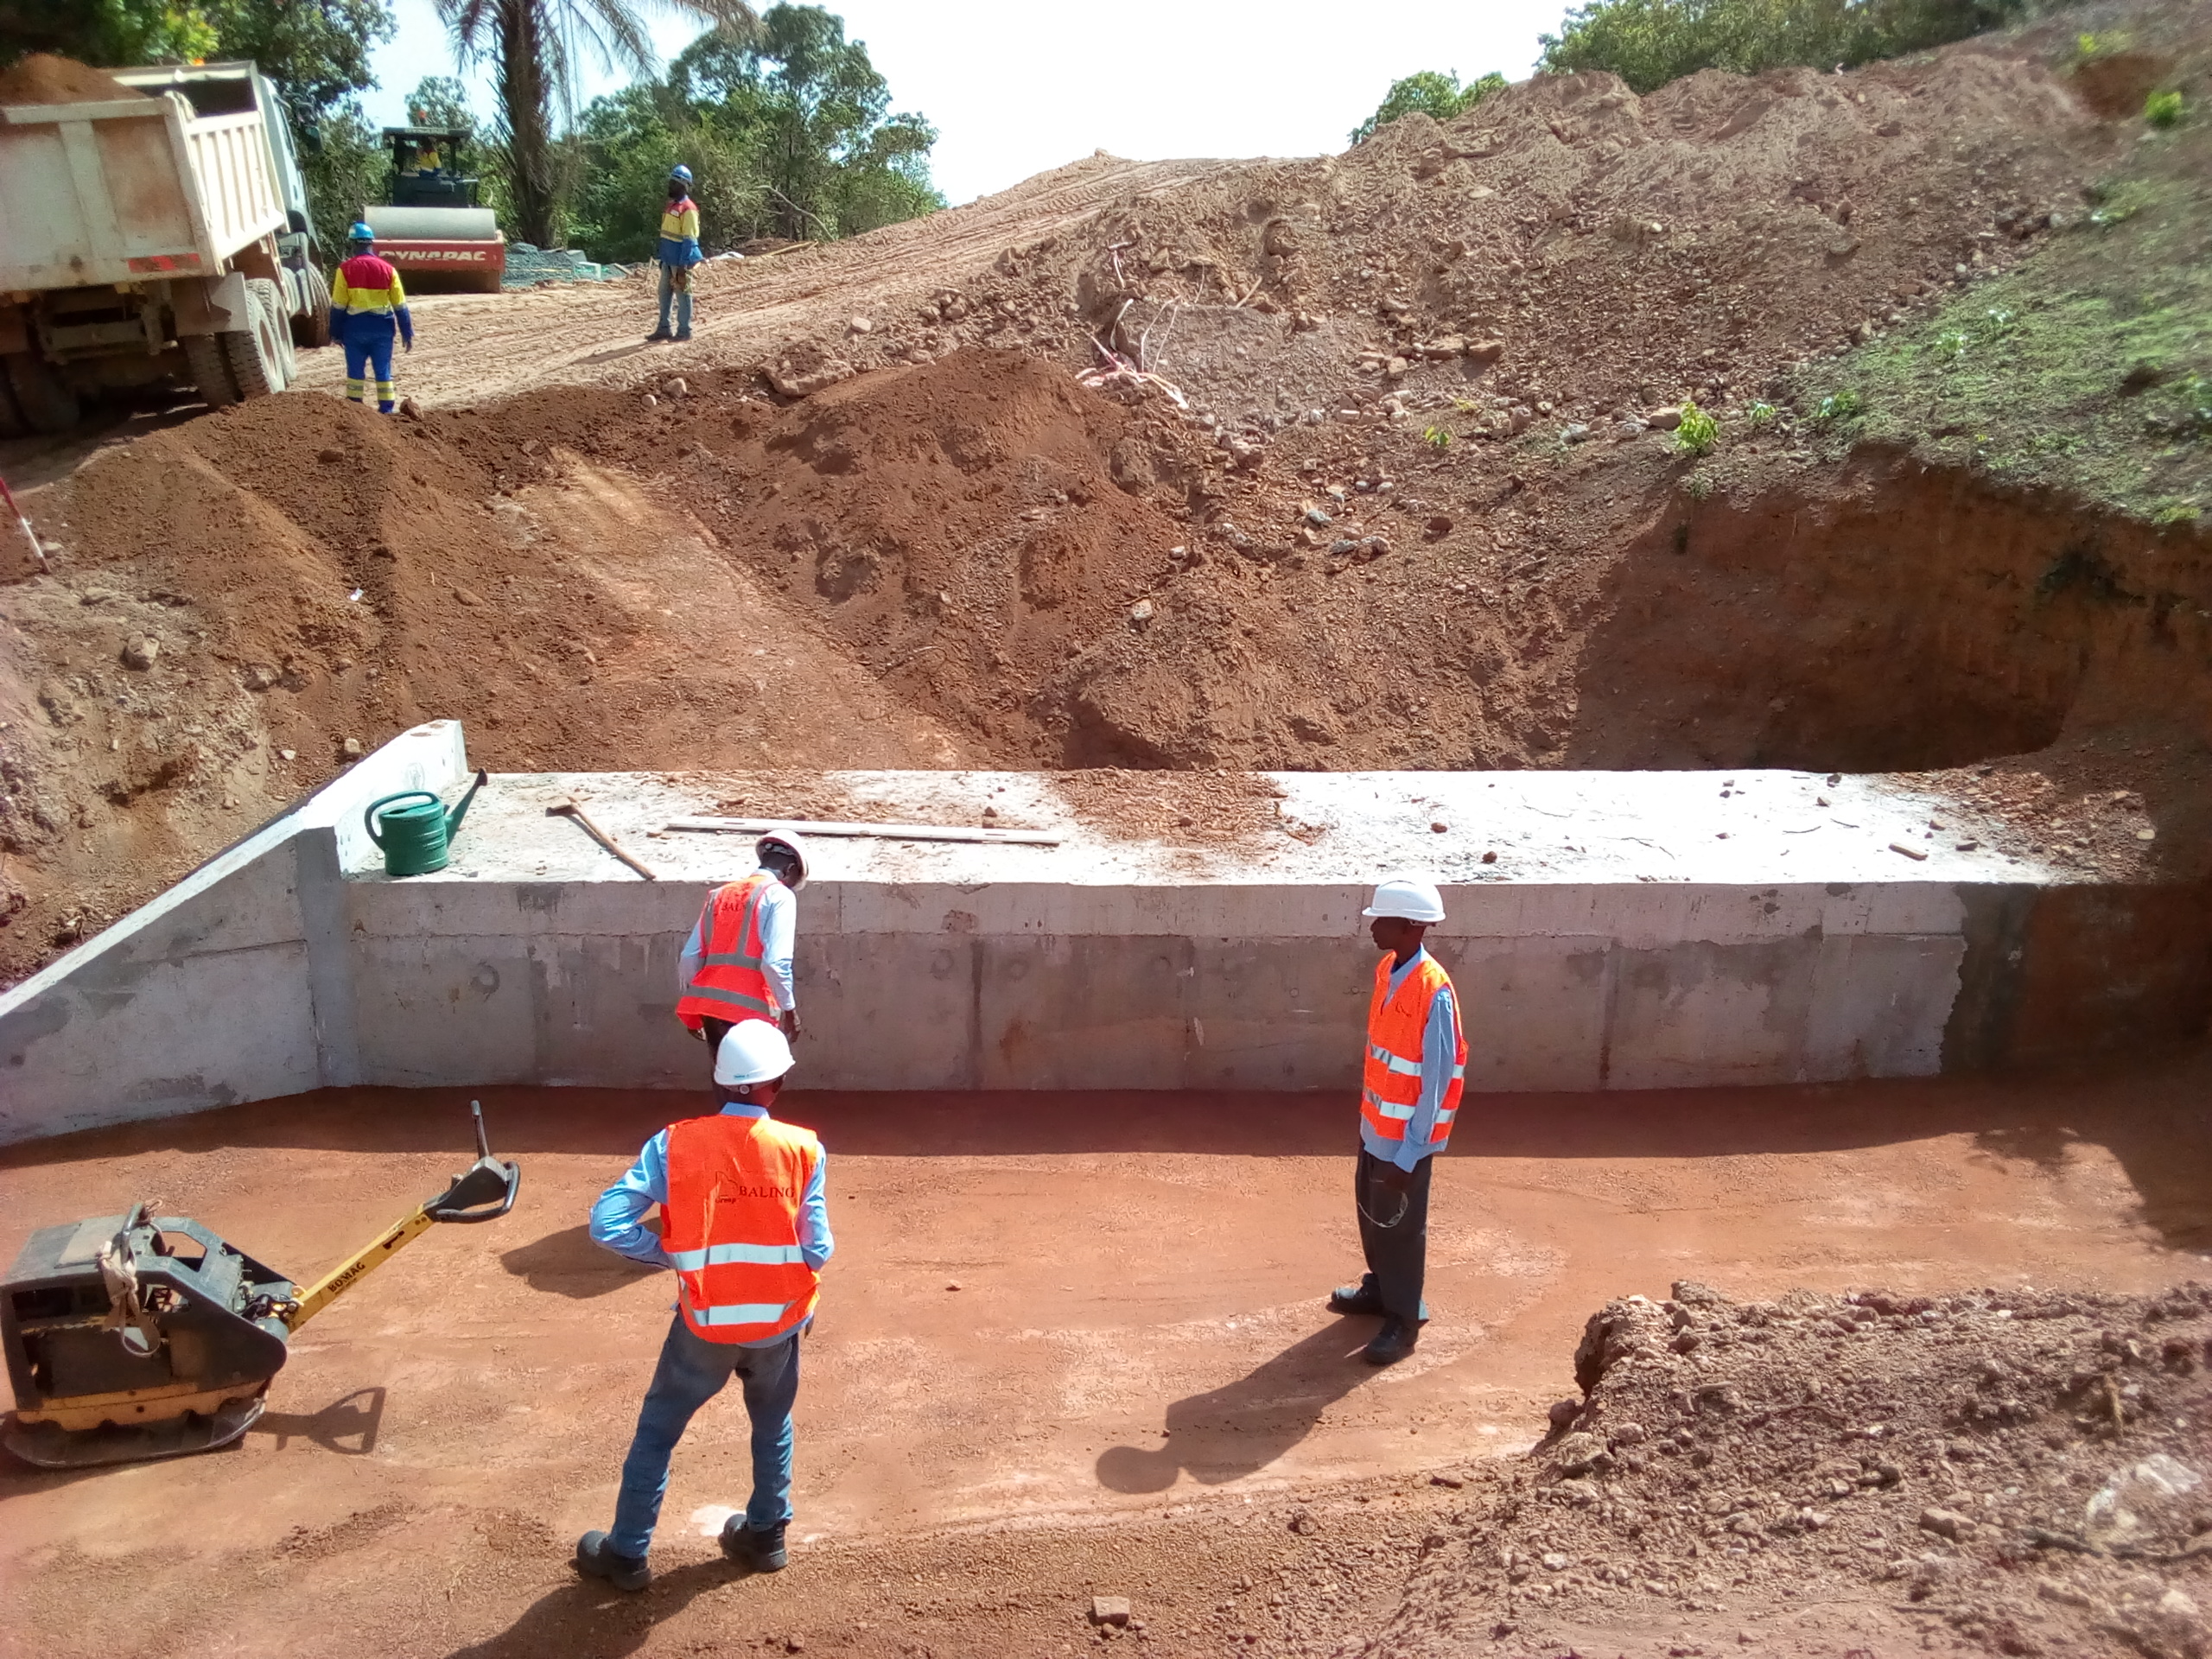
top-left (674, 830), bottom-right (810, 1077)
top-left (1328, 875), bottom-right (1465, 1366)
top-left (582, 1019), bottom-right (832, 1590)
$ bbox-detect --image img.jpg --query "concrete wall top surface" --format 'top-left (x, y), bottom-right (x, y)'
top-left (380, 763), bottom-right (2066, 893)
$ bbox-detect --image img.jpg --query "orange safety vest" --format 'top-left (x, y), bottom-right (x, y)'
top-left (676, 872), bottom-right (779, 1032)
top-left (1360, 952), bottom-right (1466, 1151)
top-left (663, 1111), bottom-right (822, 1344)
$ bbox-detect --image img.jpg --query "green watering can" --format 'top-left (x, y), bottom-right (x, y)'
top-left (365, 769), bottom-right (487, 876)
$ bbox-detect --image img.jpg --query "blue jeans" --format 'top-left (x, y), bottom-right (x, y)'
top-left (608, 1314), bottom-right (798, 1557)
top-left (341, 319), bottom-right (397, 411)
top-left (657, 264), bottom-right (693, 335)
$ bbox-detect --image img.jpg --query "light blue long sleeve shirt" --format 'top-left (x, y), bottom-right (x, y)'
top-left (1359, 948), bottom-right (1461, 1173)
top-left (589, 1099), bottom-right (833, 1345)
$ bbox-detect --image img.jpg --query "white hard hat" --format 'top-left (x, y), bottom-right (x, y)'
top-left (756, 830), bottom-right (810, 889)
top-left (1363, 877), bottom-right (1446, 924)
top-left (714, 1020), bottom-right (795, 1087)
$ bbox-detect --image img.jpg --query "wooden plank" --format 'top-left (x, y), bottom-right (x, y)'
top-left (664, 815), bottom-right (1061, 847)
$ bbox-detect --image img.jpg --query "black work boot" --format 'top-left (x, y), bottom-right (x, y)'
top-left (1328, 1275), bottom-right (1384, 1317)
top-left (575, 1529), bottom-right (650, 1591)
top-left (721, 1515), bottom-right (789, 1572)
top-left (672, 327), bottom-right (694, 342)
top-left (645, 327), bottom-right (674, 342)
top-left (1363, 1318), bottom-right (1420, 1367)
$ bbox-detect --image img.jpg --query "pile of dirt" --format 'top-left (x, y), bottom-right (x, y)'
top-left (9, 3), bottom-right (2212, 991)
top-left (1375, 1281), bottom-right (2212, 1659)
top-left (0, 54), bottom-right (143, 105)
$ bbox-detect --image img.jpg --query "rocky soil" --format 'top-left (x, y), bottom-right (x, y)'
top-left (1376, 1283), bottom-right (2212, 1658)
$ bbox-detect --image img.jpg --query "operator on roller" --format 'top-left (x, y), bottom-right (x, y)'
top-left (645, 163), bottom-right (702, 343)
top-left (578, 1021), bottom-right (831, 1589)
top-left (676, 831), bottom-right (807, 1078)
top-left (1327, 877), bottom-right (1465, 1367)
top-left (332, 222), bottom-right (413, 414)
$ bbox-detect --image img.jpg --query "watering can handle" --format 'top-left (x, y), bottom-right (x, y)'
top-left (364, 791), bottom-right (441, 848)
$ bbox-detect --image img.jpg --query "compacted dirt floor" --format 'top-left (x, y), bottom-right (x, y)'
top-left (3, 1052), bottom-right (2209, 1657)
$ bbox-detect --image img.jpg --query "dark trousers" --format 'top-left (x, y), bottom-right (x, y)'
top-left (1355, 1147), bottom-right (1433, 1325)
top-left (701, 1016), bottom-right (733, 1082)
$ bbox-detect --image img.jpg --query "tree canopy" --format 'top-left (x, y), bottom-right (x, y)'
top-left (1538, 0), bottom-right (2035, 93)
top-left (435, 0), bottom-right (755, 248)
top-left (1350, 70), bottom-right (1507, 144)
top-left (568, 4), bottom-right (942, 262)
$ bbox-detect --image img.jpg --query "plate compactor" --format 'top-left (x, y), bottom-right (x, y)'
top-left (2, 1102), bottom-right (519, 1469)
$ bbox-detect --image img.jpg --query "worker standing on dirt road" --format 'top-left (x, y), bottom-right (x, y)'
top-left (676, 831), bottom-right (808, 1076)
top-left (1329, 877), bottom-right (1465, 1368)
top-left (332, 222), bottom-right (413, 414)
top-left (646, 163), bottom-right (702, 343)
top-left (579, 1020), bottom-right (831, 1589)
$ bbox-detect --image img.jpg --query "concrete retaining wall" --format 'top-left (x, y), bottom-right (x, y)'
top-left (3, 727), bottom-right (2203, 1143)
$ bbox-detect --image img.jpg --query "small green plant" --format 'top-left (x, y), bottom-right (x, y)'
top-left (1452, 398), bottom-right (1482, 413)
top-left (2086, 181), bottom-right (2153, 229)
top-left (1814, 389), bottom-right (1865, 424)
top-left (2153, 502), bottom-right (2201, 525)
top-left (1675, 399), bottom-right (1719, 456)
top-left (2145, 90), bottom-right (2184, 128)
top-left (2073, 30), bottom-right (2127, 64)
top-left (1936, 328), bottom-right (1972, 361)
top-left (1422, 424), bottom-right (1452, 450)
top-left (1744, 401), bottom-right (1777, 427)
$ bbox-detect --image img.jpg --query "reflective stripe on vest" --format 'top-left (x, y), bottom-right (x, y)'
top-left (661, 1111), bottom-right (821, 1345)
top-left (1359, 952), bottom-right (1466, 1149)
top-left (676, 873), bottom-right (777, 1027)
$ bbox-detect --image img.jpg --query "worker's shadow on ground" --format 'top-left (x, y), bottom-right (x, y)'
top-left (1095, 1320), bottom-right (1378, 1493)
top-left (443, 1557), bottom-right (766, 1659)
top-left (501, 1224), bottom-right (660, 1299)
top-left (253, 1385), bottom-right (385, 1455)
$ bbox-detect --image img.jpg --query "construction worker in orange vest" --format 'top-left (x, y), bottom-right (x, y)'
top-left (676, 831), bottom-right (808, 1077)
top-left (578, 1020), bottom-right (831, 1591)
top-left (1328, 877), bottom-right (1465, 1367)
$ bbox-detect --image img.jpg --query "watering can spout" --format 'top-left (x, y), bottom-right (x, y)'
top-left (445, 769), bottom-right (488, 840)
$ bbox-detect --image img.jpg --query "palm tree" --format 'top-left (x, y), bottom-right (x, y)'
top-left (437, 0), bottom-right (757, 247)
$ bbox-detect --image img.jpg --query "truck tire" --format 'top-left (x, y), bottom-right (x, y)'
top-left (290, 264), bottom-right (333, 350)
top-left (183, 331), bottom-right (240, 409)
top-left (3, 352), bottom-right (79, 435)
top-left (221, 279), bottom-right (290, 399)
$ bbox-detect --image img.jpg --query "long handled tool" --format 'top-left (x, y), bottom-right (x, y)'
top-left (547, 793), bottom-right (658, 880)
top-left (2, 1102), bottom-right (519, 1469)
top-left (0, 474), bottom-right (49, 572)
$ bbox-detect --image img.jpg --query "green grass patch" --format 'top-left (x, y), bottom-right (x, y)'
top-left (1791, 130), bottom-right (2212, 524)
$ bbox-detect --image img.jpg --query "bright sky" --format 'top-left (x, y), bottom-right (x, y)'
top-left (365, 0), bottom-right (1576, 207)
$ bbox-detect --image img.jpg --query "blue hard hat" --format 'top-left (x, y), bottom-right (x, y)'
top-left (669, 164), bottom-right (693, 185)
top-left (348, 221), bottom-right (375, 242)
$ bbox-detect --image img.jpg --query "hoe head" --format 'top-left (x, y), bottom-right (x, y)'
top-left (2, 1102), bottom-right (519, 1470)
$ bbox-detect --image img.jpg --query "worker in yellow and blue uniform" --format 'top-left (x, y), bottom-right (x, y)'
top-left (646, 164), bottom-right (702, 344)
top-left (332, 222), bottom-right (414, 413)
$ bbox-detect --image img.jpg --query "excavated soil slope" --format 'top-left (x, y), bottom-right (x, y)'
top-left (6, 4), bottom-right (2212, 989)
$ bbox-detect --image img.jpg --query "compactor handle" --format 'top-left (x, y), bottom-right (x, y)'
top-left (426, 1100), bottom-right (521, 1224)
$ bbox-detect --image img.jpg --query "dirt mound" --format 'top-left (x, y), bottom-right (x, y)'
top-left (0, 54), bottom-right (143, 105)
top-left (0, 384), bottom-right (976, 983)
top-left (1378, 1281), bottom-right (2212, 1659)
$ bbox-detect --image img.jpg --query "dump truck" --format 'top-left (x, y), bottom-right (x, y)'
top-left (366, 124), bottom-right (506, 294)
top-left (0, 60), bottom-right (328, 435)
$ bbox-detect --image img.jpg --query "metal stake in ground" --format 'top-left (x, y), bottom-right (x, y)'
top-left (548, 794), bottom-right (658, 880)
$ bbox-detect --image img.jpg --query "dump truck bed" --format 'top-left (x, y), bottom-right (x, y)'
top-left (0, 78), bottom-right (284, 291)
